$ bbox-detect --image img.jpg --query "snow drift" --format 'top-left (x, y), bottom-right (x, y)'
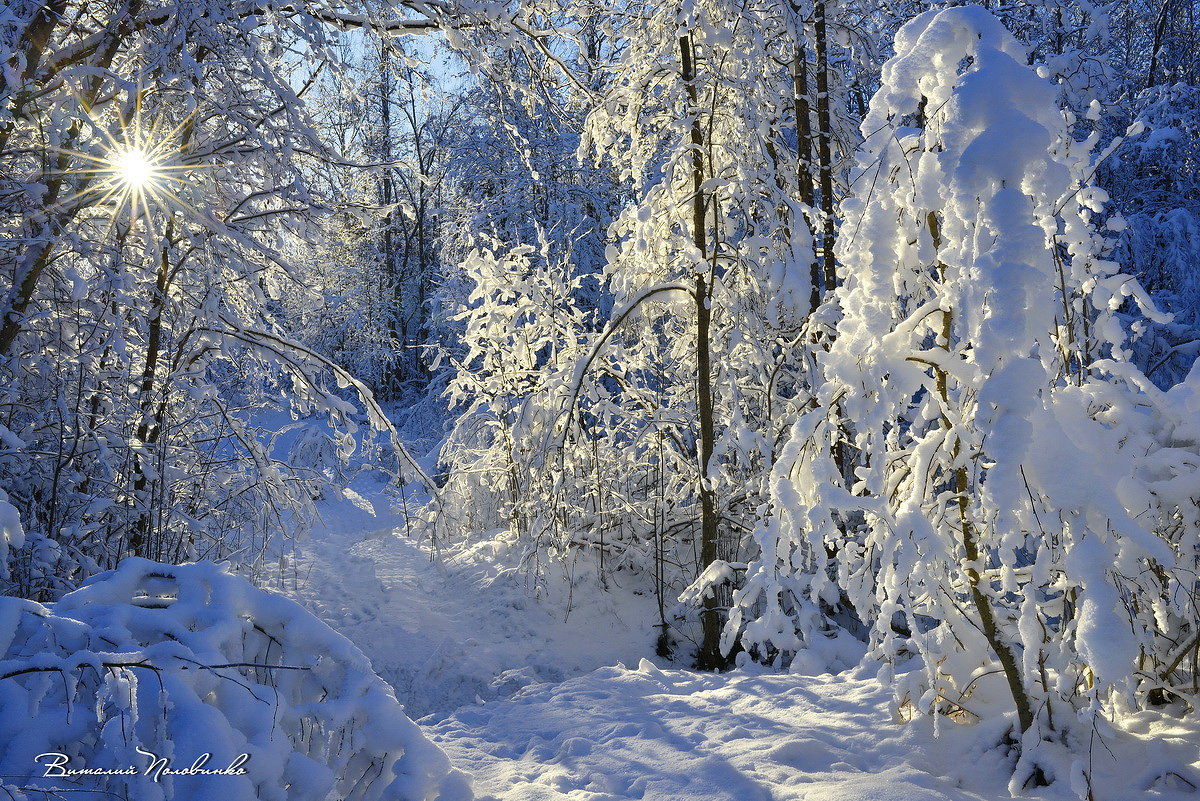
top-left (0, 557), bottom-right (473, 801)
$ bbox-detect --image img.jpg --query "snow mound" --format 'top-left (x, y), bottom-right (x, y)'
top-left (0, 557), bottom-right (472, 801)
top-left (430, 664), bottom-right (1200, 801)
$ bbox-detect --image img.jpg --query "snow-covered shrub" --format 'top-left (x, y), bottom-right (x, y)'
top-left (1095, 358), bottom-right (1200, 705)
top-left (0, 490), bottom-right (24, 582)
top-left (434, 239), bottom-right (591, 548)
top-left (0, 558), bottom-right (472, 801)
top-left (1106, 83), bottom-right (1200, 386)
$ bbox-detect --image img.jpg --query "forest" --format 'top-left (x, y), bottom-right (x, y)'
top-left (1, 0), bottom-right (1200, 798)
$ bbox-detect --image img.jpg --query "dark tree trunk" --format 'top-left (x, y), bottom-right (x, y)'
top-left (680, 32), bottom-right (724, 670)
top-left (814, 1), bottom-right (837, 292)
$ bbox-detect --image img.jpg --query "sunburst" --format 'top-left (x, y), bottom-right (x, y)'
top-left (49, 91), bottom-right (201, 233)
top-left (84, 122), bottom-right (196, 227)
top-left (112, 146), bottom-right (159, 190)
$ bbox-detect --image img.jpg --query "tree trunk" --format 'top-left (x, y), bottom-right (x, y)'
top-left (928, 210), bottom-right (1035, 735)
top-left (814, 0), bottom-right (837, 292)
top-left (1147, 0), bottom-right (1175, 90)
top-left (679, 32), bottom-right (724, 670)
top-left (791, 40), bottom-right (821, 312)
top-left (129, 219), bottom-right (176, 558)
top-left (379, 39), bottom-right (405, 397)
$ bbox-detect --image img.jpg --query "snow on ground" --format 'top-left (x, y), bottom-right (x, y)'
top-left (280, 473), bottom-right (1200, 801)
top-left (430, 662), bottom-right (1200, 801)
top-left (430, 663), bottom-right (987, 801)
top-left (278, 474), bottom-right (663, 721)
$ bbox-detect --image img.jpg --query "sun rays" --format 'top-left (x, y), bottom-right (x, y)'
top-left (49, 93), bottom-right (202, 234)
top-left (79, 118), bottom-right (196, 226)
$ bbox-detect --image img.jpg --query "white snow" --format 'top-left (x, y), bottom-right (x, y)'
top-left (279, 475), bottom-right (664, 721)
top-left (5, 0), bottom-right (1200, 798)
top-left (7, 440), bottom-right (1198, 801)
top-left (0, 557), bottom-right (472, 801)
top-left (274, 479), bottom-right (1200, 801)
top-left (431, 664), bottom-right (982, 801)
top-left (0, 489), bottom-right (24, 580)
top-left (428, 661), bottom-right (1200, 801)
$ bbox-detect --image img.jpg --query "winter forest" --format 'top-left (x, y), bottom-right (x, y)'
top-left (2, 0), bottom-right (1200, 798)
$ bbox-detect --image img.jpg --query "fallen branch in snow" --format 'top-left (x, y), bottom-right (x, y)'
top-left (0, 661), bottom-right (311, 683)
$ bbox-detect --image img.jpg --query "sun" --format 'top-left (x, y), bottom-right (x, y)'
top-left (86, 137), bottom-right (185, 225)
top-left (49, 95), bottom-right (199, 227)
top-left (113, 147), bottom-right (159, 190)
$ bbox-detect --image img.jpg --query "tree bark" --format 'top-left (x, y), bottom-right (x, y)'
top-left (813, 1), bottom-right (837, 292)
top-left (679, 32), bottom-right (723, 670)
top-left (791, 40), bottom-right (821, 312)
top-left (379, 39), bottom-right (404, 397)
top-left (129, 218), bottom-right (177, 558)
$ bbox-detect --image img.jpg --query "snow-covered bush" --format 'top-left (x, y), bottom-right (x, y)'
top-left (1106, 83), bottom-right (1200, 386)
top-left (0, 558), bottom-right (472, 801)
top-left (434, 239), bottom-right (591, 548)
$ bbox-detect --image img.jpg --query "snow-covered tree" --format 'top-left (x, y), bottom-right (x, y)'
top-left (288, 39), bottom-right (466, 399)
top-left (0, 0), bottom-right (433, 596)
top-left (562, 0), bottom-right (821, 666)
top-left (435, 239), bottom-right (592, 550)
top-left (729, 7), bottom-right (1200, 783)
top-left (1105, 82), bottom-right (1200, 385)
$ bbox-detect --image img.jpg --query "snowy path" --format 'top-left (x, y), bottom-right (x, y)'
top-left (281, 480), bottom-right (662, 720)
top-left (282, 483), bottom-right (1200, 801)
top-left (429, 663), bottom-right (1200, 801)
